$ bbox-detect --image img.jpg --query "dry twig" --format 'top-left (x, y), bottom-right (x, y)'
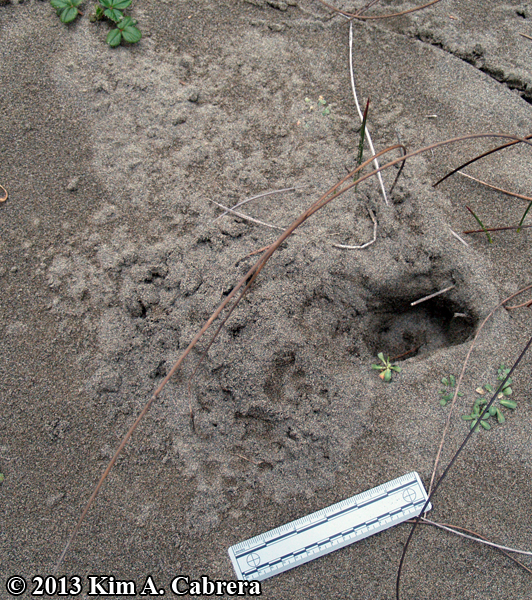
top-left (457, 171), bottom-right (532, 203)
top-left (409, 518), bottom-right (532, 575)
top-left (410, 285), bottom-right (455, 306)
top-left (318, 0), bottom-right (444, 20)
top-left (332, 206), bottom-right (377, 249)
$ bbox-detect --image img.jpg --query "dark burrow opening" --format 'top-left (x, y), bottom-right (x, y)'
top-left (363, 295), bottom-right (476, 361)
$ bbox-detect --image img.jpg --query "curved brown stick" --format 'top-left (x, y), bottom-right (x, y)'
top-left (433, 134), bottom-right (532, 188)
top-left (0, 185), bottom-right (7, 203)
top-left (55, 133), bottom-right (532, 572)
top-left (317, 0), bottom-right (444, 20)
top-left (464, 224), bottom-right (532, 234)
top-left (409, 518), bottom-right (532, 575)
top-left (457, 171), bottom-right (532, 203)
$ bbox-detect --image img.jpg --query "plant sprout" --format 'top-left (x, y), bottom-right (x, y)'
top-left (371, 352), bottom-right (402, 382)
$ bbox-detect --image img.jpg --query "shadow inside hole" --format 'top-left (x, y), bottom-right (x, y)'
top-left (364, 296), bottom-right (476, 361)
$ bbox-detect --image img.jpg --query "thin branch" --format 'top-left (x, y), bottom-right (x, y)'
top-left (332, 206), bottom-right (377, 249)
top-left (419, 517), bottom-right (532, 557)
top-left (464, 224), bottom-right (532, 234)
top-left (506, 298), bottom-right (532, 310)
top-left (214, 187), bottom-right (304, 221)
top-left (0, 184), bottom-right (7, 203)
top-left (519, 32), bottom-right (532, 42)
top-left (318, 0), bottom-right (444, 20)
top-left (410, 285), bottom-right (455, 306)
top-left (449, 227), bottom-right (470, 247)
top-left (411, 518), bottom-right (532, 575)
top-left (349, 22), bottom-right (389, 205)
top-left (208, 199), bottom-right (285, 231)
top-left (457, 171), bottom-right (532, 203)
top-left (433, 134), bottom-right (532, 188)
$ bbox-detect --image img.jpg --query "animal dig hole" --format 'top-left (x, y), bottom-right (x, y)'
top-left (364, 296), bottom-right (476, 361)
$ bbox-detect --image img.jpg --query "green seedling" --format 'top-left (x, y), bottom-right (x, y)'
top-left (51, 0), bottom-right (82, 23)
top-left (304, 96), bottom-right (331, 116)
top-left (371, 352), bottom-right (401, 382)
top-left (462, 364), bottom-right (516, 430)
top-left (97, 0), bottom-right (132, 22)
top-left (106, 15), bottom-right (142, 46)
top-left (51, 0), bottom-right (142, 47)
top-left (439, 374), bottom-right (463, 406)
top-left (0, 473), bottom-right (4, 484)
top-left (465, 205), bottom-right (492, 243)
top-left (356, 98), bottom-right (370, 171)
top-left (516, 200), bottom-right (532, 232)
top-left (318, 96), bottom-right (331, 116)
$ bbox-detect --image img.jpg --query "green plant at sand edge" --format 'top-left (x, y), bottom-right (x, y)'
top-left (438, 374), bottom-right (464, 406)
top-left (105, 15), bottom-right (142, 47)
top-left (372, 352), bottom-right (402, 382)
top-left (51, 0), bottom-right (142, 47)
top-left (51, 0), bottom-right (82, 24)
top-left (461, 364), bottom-right (516, 431)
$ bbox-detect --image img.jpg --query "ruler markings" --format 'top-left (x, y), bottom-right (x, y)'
top-left (228, 472), bottom-right (431, 581)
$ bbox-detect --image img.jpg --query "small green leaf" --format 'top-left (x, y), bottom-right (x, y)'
top-left (481, 411), bottom-right (490, 420)
top-left (371, 364), bottom-right (383, 370)
top-left (461, 415), bottom-right (474, 421)
top-left (391, 365), bottom-right (401, 373)
top-left (488, 406), bottom-right (497, 416)
top-left (481, 420), bottom-right (491, 430)
top-left (104, 8), bottom-right (124, 21)
top-left (377, 352), bottom-right (385, 363)
top-left (122, 24), bottom-right (142, 44)
top-left (440, 399), bottom-right (448, 407)
top-left (496, 409), bottom-right (505, 424)
top-left (449, 375), bottom-right (456, 387)
top-left (117, 15), bottom-right (133, 27)
top-left (0, 473), bottom-right (4, 483)
top-left (383, 369), bottom-right (391, 382)
top-left (458, 391), bottom-right (464, 397)
top-left (441, 377), bottom-right (448, 386)
top-left (499, 398), bottom-right (517, 410)
top-left (107, 28), bottom-right (122, 46)
top-left (99, 0), bottom-right (113, 7)
top-left (113, 0), bottom-right (132, 8)
top-left (60, 6), bottom-right (79, 23)
top-left (485, 384), bottom-right (493, 393)
top-left (502, 386), bottom-right (512, 396)
top-left (51, 0), bottom-right (69, 8)
top-left (470, 419), bottom-right (480, 431)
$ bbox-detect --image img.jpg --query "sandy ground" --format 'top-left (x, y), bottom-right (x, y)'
top-left (1, 0), bottom-right (532, 598)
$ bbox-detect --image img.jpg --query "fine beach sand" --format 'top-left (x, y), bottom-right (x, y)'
top-left (1, 1), bottom-right (532, 598)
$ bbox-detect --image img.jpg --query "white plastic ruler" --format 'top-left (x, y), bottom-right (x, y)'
top-left (228, 471), bottom-right (431, 582)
